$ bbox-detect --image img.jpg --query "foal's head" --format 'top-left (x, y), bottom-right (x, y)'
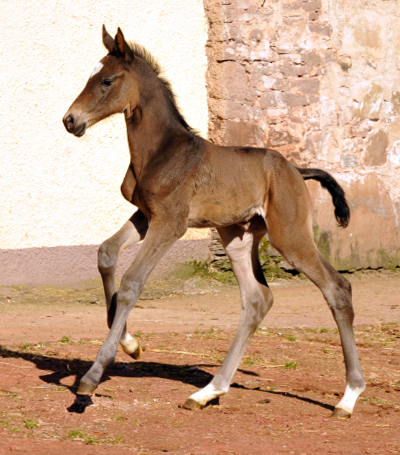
top-left (63, 26), bottom-right (141, 137)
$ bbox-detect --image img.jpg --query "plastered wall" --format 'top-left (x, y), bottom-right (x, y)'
top-left (0, 0), bottom-right (208, 253)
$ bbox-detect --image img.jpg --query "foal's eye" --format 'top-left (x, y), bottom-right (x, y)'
top-left (101, 79), bottom-right (113, 87)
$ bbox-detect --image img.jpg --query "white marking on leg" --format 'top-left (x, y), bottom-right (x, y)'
top-left (188, 383), bottom-right (229, 407)
top-left (335, 385), bottom-right (365, 414)
top-left (90, 62), bottom-right (103, 78)
top-left (120, 332), bottom-right (139, 355)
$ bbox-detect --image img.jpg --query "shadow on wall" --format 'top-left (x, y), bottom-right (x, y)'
top-left (0, 239), bottom-right (211, 287)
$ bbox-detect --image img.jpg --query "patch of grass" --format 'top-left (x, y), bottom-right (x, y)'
top-left (319, 328), bottom-right (329, 333)
top-left (195, 326), bottom-right (226, 340)
top-left (23, 419), bottom-right (39, 429)
top-left (182, 260), bottom-right (237, 285)
top-left (20, 343), bottom-right (32, 350)
top-left (284, 361), bottom-right (297, 370)
top-left (287, 335), bottom-right (296, 342)
top-left (68, 429), bottom-right (85, 439)
top-left (360, 397), bottom-right (395, 407)
top-left (85, 435), bottom-right (100, 445)
top-left (322, 346), bottom-right (330, 354)
top-left (104, 434), bottom-right (124, 445)
top-left (60, 335), bottom-right (71, 343)
top-left (68, 429), bottom-right (98, 445)
top-left (67, 429), bottom-right (124, 446)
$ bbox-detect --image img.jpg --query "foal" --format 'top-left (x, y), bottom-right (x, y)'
top-left (63, 26), bottom-right (365, 419)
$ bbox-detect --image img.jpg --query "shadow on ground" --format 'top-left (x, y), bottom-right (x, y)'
top-left (0, 344), bottom-right (334, 414)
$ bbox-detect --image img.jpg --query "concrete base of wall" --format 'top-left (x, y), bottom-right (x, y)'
top-left (0, 239), bottom-right (211, 287)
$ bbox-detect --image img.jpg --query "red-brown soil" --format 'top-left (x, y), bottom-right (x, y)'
top-left (0, 271), bottom-right (399, 454)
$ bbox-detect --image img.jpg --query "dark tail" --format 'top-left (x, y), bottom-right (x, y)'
top-left (296, 167), bottom-right (350, 228)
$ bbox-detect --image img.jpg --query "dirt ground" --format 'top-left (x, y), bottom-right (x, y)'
top-left (0, 270), bottom-right (399, 455)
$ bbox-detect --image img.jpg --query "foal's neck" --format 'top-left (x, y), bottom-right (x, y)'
top-left (125, 60), bottom-right (195, 177)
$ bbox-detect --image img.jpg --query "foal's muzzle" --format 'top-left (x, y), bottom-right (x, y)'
top-left (63, 113), bottom-right (87, 137)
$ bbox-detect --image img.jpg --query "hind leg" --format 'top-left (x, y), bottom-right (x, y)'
top-left (183, 217), bottom-right (274, 409)
top-left (97, 210), bottom-right (148, 359)
top-left (267, 202), bottom-right (365, 419)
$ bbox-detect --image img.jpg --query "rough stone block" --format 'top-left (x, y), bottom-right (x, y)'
top-left (302, 51), bottom-right (322, 66)
top-left (225, 100), bottom-right (258, 120)
top-left (225, 120), bottom-right (265, 146)
top-left (390, 91), bottom-right (400, 116)
top-left (363, 130), bottom-right (388, 166)
top-left (304, 131), bottom-right (322, 156)
top-left (260, 92), bottom-right (279, 108)
top-left (309, 22), bottom-right (332, 36)
top-left (301, 0), bottom-right (321, 12)
top-left (291, 78), bottom-right (320, 96)
top-left (281, 92), bottom-right (309, 107)
top-left (280, 62), bottom-right (312, 77)
top-left (356, 83), bottom-right (383, 121)
top-left (267, 128), bottom-right (300, 148)
top-left (221, 61), bottom-right (252, 102)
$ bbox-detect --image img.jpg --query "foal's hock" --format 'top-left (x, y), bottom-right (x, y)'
top-left (63, 26), bottom-right (365, 419)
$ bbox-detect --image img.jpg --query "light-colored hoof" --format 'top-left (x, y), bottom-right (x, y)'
top-left (128, 344), bottom-right (143, 360)
top-left (121, 336), bottom-right (143, 360)
top-left (180, 398), bottom-right (204, 410)
top-left (330, 407), bottom-right (352, 419)
top-left (77, 380), bottom-right (96, 396)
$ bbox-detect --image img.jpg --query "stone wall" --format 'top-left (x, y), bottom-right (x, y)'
top-left (204, 0), bottom-right (400, 270)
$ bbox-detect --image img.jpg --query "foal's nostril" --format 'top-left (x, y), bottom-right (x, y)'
top-left (64, 114), bottom-right (75, 132)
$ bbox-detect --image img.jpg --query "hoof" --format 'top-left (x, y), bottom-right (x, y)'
top-left (180, 397), bottom-right (220, 410)
top-left (180, 398), bottom-right (204, 410)
top-left (121, 338), bottom-right (143, 360)
top-left (68, 395), bottom-right (94, 414)
top-left (331, 407), bottom-right (352, 420)
top-left (77, 381), bottom-right (96, 396)
top-left (129, 344), bottom-right (143, 360)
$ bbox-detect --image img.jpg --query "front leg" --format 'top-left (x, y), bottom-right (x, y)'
top-left (98, 210), bottom-right (148, 358)
top-left (78, 217), bottom-right (187, 396)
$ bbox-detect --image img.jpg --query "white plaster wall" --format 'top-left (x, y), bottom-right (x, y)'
top-left (0, 0), bottom-right (208, 250)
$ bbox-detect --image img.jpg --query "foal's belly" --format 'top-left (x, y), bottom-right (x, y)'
top-left (187, 200), bottom-right (266, 228)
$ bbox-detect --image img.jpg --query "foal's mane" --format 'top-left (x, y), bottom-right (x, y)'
top-left (127, 42), bottom-right (198, 135)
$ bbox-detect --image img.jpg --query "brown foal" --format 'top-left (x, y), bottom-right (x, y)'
top-left (63, 26), bottom-right (365, 418)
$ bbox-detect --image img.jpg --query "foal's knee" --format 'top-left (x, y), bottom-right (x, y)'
top-left (98, 240), bottom-right (117, 275)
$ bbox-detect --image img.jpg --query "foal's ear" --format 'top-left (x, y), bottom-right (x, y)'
top-left (102, 25), bottom-right (115, 53)
top-left (115, 27), bottom-right (134, 63)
